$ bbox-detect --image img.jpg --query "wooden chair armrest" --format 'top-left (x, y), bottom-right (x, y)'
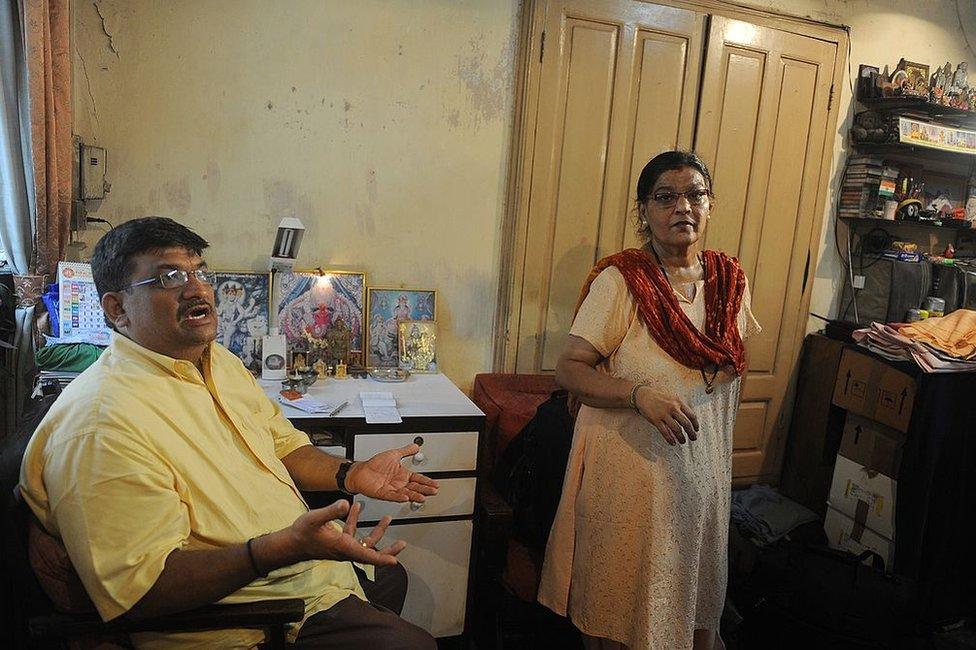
top-left (30, 598), bottom-right (306, 639)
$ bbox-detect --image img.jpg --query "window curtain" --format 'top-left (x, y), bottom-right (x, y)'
top-left (25, 0), bottom-right (71, 276)
top-left (0, 0), bottom-right (70, 433)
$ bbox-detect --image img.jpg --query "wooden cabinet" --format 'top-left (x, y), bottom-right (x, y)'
top-left (266, 374), bottom-right (485, 640)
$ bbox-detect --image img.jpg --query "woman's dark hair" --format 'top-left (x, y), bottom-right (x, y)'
top-left (634, 150), bottom-right (713, 240)
top-left (91, 216), bottom-right (209, 298)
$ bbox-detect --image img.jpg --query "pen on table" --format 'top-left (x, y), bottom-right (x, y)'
top-left (328, 401), bottom-right (348, 416)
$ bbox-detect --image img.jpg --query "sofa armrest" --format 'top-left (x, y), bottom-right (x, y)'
top-left (30, 598), bottom-right (306, 640)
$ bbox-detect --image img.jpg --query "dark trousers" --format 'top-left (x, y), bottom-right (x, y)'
top-left (290, 563), bottom-right (436, 649)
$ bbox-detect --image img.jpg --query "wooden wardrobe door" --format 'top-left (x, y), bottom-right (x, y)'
top-left (509, 0), bottom-right (705, 373)
top-left (694, 16), bottom-right (837, 482)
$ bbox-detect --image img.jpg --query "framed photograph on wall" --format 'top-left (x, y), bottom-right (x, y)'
top-left (213, 271), bottom-right (271, 374)
top-left (273, 270), bottom-right (367, 366)
top-left (398, 320), bottom-right (437, 373)
top-left (366, 287), bottom-right (437, 367)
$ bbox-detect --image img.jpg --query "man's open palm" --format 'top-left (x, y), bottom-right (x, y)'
top-left (347, 444), bottom-right (439, 503)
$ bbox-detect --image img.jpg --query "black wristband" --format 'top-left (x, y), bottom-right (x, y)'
top-left (246, 537), bottom-right (267, 578)
top-left (336, 461), bottom-right (355, 495)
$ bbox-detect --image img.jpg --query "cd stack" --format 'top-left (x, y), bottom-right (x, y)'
top-left (839, 155), bottom-right (884, 219)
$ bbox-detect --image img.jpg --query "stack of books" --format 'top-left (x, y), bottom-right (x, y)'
top-left (839, 155), bottom-right (884, 219)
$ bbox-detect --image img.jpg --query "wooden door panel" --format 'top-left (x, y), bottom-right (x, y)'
top-left (540, 20), bottom-right (621, 370)
top-left (751, 58), bottom-right (820, 373)
top-left (701, 48), bottom-right (765, 259)
top-left (515, 0), bottom-right (704, 373)
top-left (696, 16), bottom-right (835, 481)
top-left (621, 28), bottom-right (702, 251)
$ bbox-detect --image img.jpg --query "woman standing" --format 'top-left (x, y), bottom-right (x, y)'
top-left (537, 151), bottom-right (760, 650)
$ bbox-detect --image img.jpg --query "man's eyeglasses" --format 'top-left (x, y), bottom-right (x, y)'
top-left (650, 189), bottom-right (711, 208)
top-left (123, 268), bottom-right (217, 291)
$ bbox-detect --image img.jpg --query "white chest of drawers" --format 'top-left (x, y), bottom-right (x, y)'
top-left (263, 374), bottom-right (485, 640)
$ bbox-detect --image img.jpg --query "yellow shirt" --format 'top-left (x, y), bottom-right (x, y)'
top-left (19, 333), bottom-right (366, 649)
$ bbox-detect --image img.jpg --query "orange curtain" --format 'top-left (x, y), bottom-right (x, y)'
top-left (24, 0), bottom-right (71, 279)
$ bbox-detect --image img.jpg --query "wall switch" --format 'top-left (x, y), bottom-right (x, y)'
top-left (853, 275), bottom-right (866, 289)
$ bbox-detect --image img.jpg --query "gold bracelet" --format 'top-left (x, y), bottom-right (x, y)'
top-left (629, 382), bottom-right (649, 411)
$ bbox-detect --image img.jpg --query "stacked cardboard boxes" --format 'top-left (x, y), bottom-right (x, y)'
top-left (826, 348), bottom-right (914, 567)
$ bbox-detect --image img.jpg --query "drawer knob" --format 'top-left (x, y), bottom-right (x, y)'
top-left (412, 452), bottom-right (426, 465)
top-left (409, 501), bottom-right (424, 511)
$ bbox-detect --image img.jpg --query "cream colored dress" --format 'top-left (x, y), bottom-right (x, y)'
top-left (537, 265), bottom-right (761, 649)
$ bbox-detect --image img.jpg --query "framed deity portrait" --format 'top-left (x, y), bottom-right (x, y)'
top-left (398, 319), bottom-right (437, 373)
top-left (366, 287), bottom-right (437, 368)
top-left (213, 271), bottom-right (271, 374)
top-left (273, 270), bottom-right (366, 366)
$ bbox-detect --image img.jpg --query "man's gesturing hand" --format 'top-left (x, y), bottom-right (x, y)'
top-left (346, 444), bottom-right (440, 503)
top-left (289, 500), bottom-right (406, 567)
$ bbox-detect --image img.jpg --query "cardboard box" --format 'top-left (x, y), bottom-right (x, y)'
top-left (824, 505), bottom-right (895, 569)
top-left (832, 348), bottom-right (916, 433)
top-left (828, 453), bottom-right (897, 540)
top-left (839, 413), bottom-right (905, 479)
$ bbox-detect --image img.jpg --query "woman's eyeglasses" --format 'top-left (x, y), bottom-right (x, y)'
top-left (650, 189), bottom-right (711, 208)
top-left (123, 268), bottom-right (217, 291)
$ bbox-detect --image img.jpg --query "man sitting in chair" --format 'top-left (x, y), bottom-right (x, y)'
top-left (19, 217), bottom-right (438, 649)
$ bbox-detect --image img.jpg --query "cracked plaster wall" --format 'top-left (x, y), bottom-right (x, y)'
top-left (70, 0), bottom-right (976, 387)
top-left (71, 0), bottom-right (520, 390)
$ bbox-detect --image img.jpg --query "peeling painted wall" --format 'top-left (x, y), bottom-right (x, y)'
top-left (72, 0), bottom-right (521, 391)
top-left (71, 0), bottom-right (976, 387)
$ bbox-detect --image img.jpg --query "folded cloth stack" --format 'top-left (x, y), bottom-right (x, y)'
top-left (900, 309), bottom-right (976, 360)
top-left (852, 310), bottom-right (976, 373)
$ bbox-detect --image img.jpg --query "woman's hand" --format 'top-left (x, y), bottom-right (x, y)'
top-left (633, 385), bottom-right (699, 445)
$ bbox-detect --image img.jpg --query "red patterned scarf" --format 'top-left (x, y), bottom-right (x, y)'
top-left (576, 248), bottom-right (747, 375)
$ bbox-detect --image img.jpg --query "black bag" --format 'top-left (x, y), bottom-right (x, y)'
top-left (735, 541), bottom-right (917, 649)
top-left (490, 390), bottom-right (574, 551)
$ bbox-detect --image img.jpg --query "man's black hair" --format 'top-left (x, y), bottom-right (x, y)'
top-left (91, 217), bottom-right (209, 327)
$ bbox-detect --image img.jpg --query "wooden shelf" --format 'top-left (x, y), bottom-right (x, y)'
top-left (857, 96), bottom-right (976, 124)
top-left (839, 215), bottom-right (973, 233)
top-left (851, 141), bottom-right (976, 166)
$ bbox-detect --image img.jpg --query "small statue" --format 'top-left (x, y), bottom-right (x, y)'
top-left (313, 358), bottom-right (327, 378)
top-left (953, 62), bottom-right (969, 91)
top-left (930, 62), bottom-right (953, 105)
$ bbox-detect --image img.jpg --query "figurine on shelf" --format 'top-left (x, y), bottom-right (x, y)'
top-left (335, 361), bottom-right (347, 380)
top-left (950, 62), bottom-right (972, 111)
top-left (930, 62), bottom-right (953, 106)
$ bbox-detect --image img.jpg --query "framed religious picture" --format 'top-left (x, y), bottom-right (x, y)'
top-left (273, 270), bottom-right (366, 367)
top-left (398, 320), bottom-right (437, 373)
top-left (366, 287), bottom-right (437, 367)
top-left (213, 271), bottom-right (271, 374)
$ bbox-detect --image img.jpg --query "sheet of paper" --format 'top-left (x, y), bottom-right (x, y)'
top-left (363, 406), bottom-right (403, 424)
top-left (360, 391), bottom-right (396, 406)
top-left (360, 391), bottom-right (402, 423)
top-left (278, 396), bottom-right (345, 414)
